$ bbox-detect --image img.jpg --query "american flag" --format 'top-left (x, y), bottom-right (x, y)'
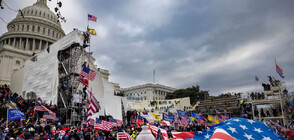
top-left (109, 118), bottom-right (118, 126)
top-left (117, 119), bottom-right (123, 127)
top-left (148, 124), bottom-right (194, 139)
top-left (87, 90), bottom-right (100, 125)
top-left (88, 14), bottom-right (97, 22)
top-left (117, 127), bottom-right (133, 140)
top-left (194, 118), bottom-right (286, 140)
top-left (78, 75), bottom-right (88, 87)
top-left (80, 67), bottom-right (96, 81)
top-left (180, 117), bottom-right (188, 126)
top-left (94, 118), bottom-right (114, 131)
top-left (34, 101), bottom-right (57, 120)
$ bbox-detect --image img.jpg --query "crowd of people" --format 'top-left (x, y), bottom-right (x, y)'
top-left (2, 80), bottom-right (294, 139)
top-left (250, 92), bottom-right (265, 100)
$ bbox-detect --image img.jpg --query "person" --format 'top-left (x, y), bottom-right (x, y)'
top-left (167, 128), bottom-right (173, 139)
top-left (2, 128), bottom-right (10, 140)
top-left (16, 134), bottom-right (24, 140)
top-left (68, 130), bottom-right (80, 140)
top-left (130, 130), bottom-right (136, 139)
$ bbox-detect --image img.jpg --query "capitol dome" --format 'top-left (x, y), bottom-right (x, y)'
top-left (0, 0), bottom-right (65, 84)
top-left (0, 0), bottom-right (65, 53)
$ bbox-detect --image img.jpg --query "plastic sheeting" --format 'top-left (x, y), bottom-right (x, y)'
top-left (22, 30), bottom-right (84, 104)
top-left (95, 78), bottom-right (123, 121)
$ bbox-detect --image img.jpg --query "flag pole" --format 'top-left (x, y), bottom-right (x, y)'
top-left (274, 58), bottom-right (279, 81)
top-left (7, 109), bottom-right (8, 128)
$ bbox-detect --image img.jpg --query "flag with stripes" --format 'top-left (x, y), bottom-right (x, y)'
top-left (94, 118), bottom-right (114, 131)
top-left (87, 90), bottom-right (100, 125)
top-left (88, 14), bottom-right (97, 22)
top-left (180, 117), bottom-right (188, 126)
top-left (148, 124), bottom-right (194, 139)
top-left (117, 120), bottom-right (123, 127)
top-left (117, 127), bottom-right (134, 140)
top-left (276, 59), bottom-right (285, 78)
top-left (80, 67), bottom-right (96, 81)
top-left (78, 75), bottom-right (88, 87)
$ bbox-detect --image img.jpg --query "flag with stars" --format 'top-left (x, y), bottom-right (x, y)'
top-left (193, 118), bottom-right (286, 140)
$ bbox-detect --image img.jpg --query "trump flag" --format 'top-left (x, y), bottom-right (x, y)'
top-left (7, 109), bottom-right (26, 121)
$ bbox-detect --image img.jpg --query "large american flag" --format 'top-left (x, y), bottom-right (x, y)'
top-left (194, 118), bottom-right (286, 140)
top-left (94, 118), bottom-right (114, 131)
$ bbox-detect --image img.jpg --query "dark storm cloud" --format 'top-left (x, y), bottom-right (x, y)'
top-left (1, 0), bottom-right (294, 95)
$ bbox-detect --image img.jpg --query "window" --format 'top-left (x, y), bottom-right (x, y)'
top-left (43, 28), bottom-right (45, 34)
top-left (48, 29), bottom-right (50, 35)
top-left (35, 11), bottom-right (37, 15)
top-left (38, 26), bottom-right (40, 32)
top-left (27, 25), bottom-right (29, 31)
top-left (32, 26), bottom-right (35, 32)
top-left (56, 33), bottom-right (58, 38)
top-left (22, 25), bottom-right (24, 31)
top-left (16, 60), bottom-right (20, 65)
top-left (31, 10), bottom-right (33, 15)
top-left (17, 25), bottom-right (20, 31)
top-left (52, 31), bottom-right (54, 37)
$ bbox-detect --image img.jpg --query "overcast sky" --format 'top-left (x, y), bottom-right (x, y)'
top-left (1, 0), bottom-right (294, 95)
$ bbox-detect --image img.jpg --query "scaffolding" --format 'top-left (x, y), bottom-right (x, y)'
top-left (57, 32), bottom-right (90, 126)
top-left (251, 81), bottom-right (289, 125)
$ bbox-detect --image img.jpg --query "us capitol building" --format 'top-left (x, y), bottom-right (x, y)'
top-left (0, 0), bottom-right (65, 85)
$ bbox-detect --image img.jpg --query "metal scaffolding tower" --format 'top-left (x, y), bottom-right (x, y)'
top-left (57, 32), bottom-right (90, 125)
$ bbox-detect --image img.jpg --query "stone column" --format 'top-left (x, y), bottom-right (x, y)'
top-left (19, 38), bottom-right (22, 49)
top-left (32, 39), bottom-right (35, 52)
top-left (12, 38), bottom-right (16, 47)
top-left (25, 38), bottom-right (29, 50)
top-left (39, 40), bottom-right (42, 50)
top-left (8, 38), bottom-right (11, 45)
top-left (45, 41), bottom-right (48, 48)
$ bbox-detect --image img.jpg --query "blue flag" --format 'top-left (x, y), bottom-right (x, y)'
top-left (191, 112), bottom-right (204, 120)
top-left (177, 110), bottom-right (188, 117)
top-left (193, 118), bottom-right (286, 140)
top-left (290, 102), bottom-right (294, 108)
top-left (7, 109), bottom-right (26, 121)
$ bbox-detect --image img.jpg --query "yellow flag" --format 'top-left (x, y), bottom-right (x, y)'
top-left (192, 117), bottom-right (195, 122)
top-left (214, 118), bottom-right (219, 124)
top-left (87, 27), bottom-right (97, 36)
top-left (208, 115), bottom-right (214, 121)
top-left (151, 112), bottom-right (161, 121)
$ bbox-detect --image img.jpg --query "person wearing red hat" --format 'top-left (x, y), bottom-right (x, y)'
top-left (17, 134), bottom-right (24, 140)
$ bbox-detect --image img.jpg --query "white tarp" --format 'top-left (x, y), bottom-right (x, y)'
top-left (22, 30), bottom-right (84, 104)
top-left (96, 78), bottom-right (123, 121)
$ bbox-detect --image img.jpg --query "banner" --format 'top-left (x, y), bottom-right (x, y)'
top-left (7, 109), bottom-right (26, 121)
